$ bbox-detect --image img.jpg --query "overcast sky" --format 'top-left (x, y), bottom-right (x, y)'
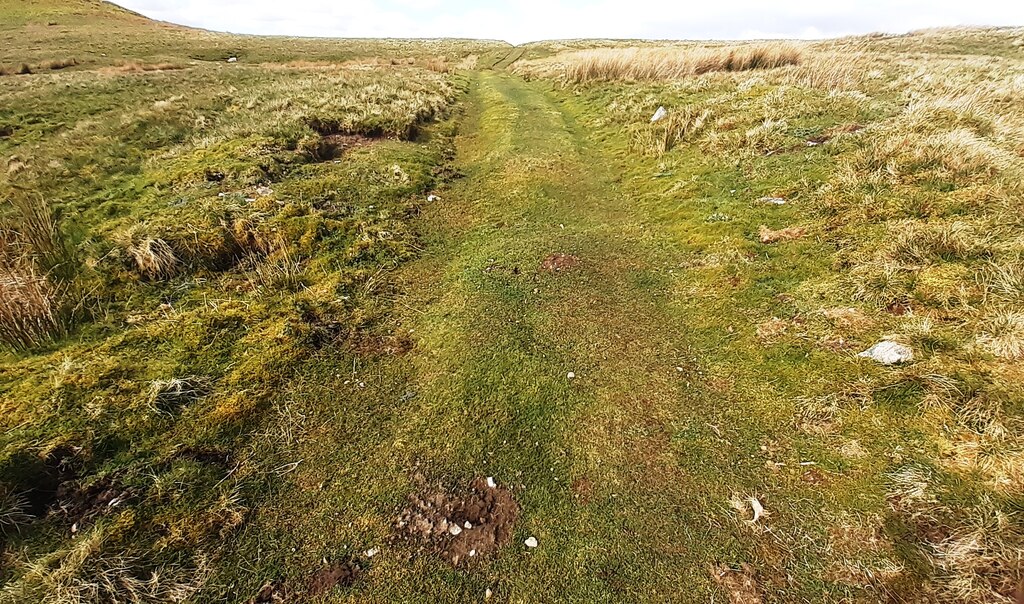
top-left (111, 1), bottom-right (1024, 44)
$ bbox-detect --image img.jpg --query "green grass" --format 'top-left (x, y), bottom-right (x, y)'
top-left (2, 2), bottom-right (1023, 602)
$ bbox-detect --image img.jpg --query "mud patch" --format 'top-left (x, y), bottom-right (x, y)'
top-left (885, 299), bottom-right (913, 316)
top-left (55, 475), bottom-right (134, 528)
top-left (308, 560), bottom-right (362, 596)
top-left (571, 478), bottom-right (594, 504)
top-left (801, 467), bottom-right (830, 486)
top-left (246, 581), bottom-right (288, 604)
top-left (710, 564), bottom-right (762, 604)
top-left (350, 331), bottom-right (414, 357)
top-left (316, 134), bottom-right (377, 161)
top-left (396, 476), bottom-right (519, 566)
top-left (0, 445), bottom-right (85, 516)
top-left (758, 225), bottom-right (806, 244)
top-left (246, 560), bottom-right (362, 603)
top-left (173, 446), bottom-right (234, 468)
top-left (540, 253), bottom-right (580, 274)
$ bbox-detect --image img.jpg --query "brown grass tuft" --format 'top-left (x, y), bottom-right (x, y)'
top-left (975, 311), bottom-right (1024, 360)
top-left (759, 225), bottom-right (806, 244)
top-left (518, 43), bottom-right (803, 84)
top-left (127, 238), bottom-right (179, 280)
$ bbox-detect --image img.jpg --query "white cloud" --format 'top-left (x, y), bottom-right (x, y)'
top-left (112, 0), bottom-right (1024, 44)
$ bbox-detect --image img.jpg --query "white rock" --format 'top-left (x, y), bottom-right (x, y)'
top-left (427, 194), bottom-right (440, 202)
top-left (650, 106), bottom-right (668, 123)
top-left (365, 547), bottom-right (379, 557)
top-left (227, 57), bottom-right (238, 63)
top-left (449, 524), bottom-right (462, 536)
top-left (567, 372), bottom-right (576, 380)
top-left (486, 476), bottom-right (496, 488)
top-left (469, 549), bottom-right (476, 557)
top-left (486, 588), bottom-right (493, 599)
top-left (525, 536), bottom-right (538, 548)
top-left (858, 340), bottom-right (913, 365)
top-left (749, 497), bottom-right (765, 523)
top-left (760, 196), bottom-right (787, 205)
top-left (464, 521), bottom-right (472, 529)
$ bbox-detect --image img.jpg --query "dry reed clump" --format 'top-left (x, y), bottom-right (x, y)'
top-left (0, 196), bottom-right (74, 350)
top-left (0, 258), bottom-right (67, 350)
top-left (887, 469), bottom-right (1024, 604)
top-left (634, 106), bottom-right (713, 155)
top-left (0, 525), bottom-right (211, 604)
top-left (784, 51), bottom-right (870, 91)
top-left (101, 62), bottom-right (186, 74)
top-left (515, 43), bottom-right (803, 83)
top-left (126, 237), bottom-right (179, 280)
top-left (974, 311), bottom-right (1024, 360)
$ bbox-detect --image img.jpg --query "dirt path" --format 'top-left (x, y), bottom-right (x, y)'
top-left (392, 71), bottom-right (751, 600)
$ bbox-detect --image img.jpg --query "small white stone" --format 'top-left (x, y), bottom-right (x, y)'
top-left (485, 588), bottom-right (493, 599)
top-left (525, 536), bottom-right (538, 548)
top-left (464, 521), bottom-right (473, 529)
top-left (567, 372), bottom-right (576, 380)
top-left (227, 57), bottom-right (238, 63)
top-left (365, 547), bottom-right (379, 557)
top-left (427, 194), bottom-right (440, 202)
top-left (469, 549), bottom-right (476, 557)
top-left (449, 524), bottom-right (462, 536)
top-left (650, 106), bottom-right (668, 123)
top-left (486, 476), bottom-right (496, 488)
top-left (858, 340), bottom-right (914, 365)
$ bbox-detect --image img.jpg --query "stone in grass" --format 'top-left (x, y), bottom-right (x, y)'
top-left (651, 106), bottom-right (668, 123)
top-left (858, 340), bottom-right (913, 365)
top-left (760, 196), bottom-right (787, 205)
top-left (525, 537), bottom-right (538, 548)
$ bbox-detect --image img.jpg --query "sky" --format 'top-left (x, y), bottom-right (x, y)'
top-left (111, 1), bottom-right (1024, 44)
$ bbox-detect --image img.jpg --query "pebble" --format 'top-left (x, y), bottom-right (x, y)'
top-left (525, 537), bottom-right (538, 548)
top-left (449, 525), bottom-right (462, 536)
top-left (464, 521), bottom-right (473, 529)
top-left (567, 372), bottom-right (576, 380)
top-left (486, 476), bottom-right (496, 488)
top-left (365, 547), bottom-right (379, 558)
top-left (858, 340), bottom-right (914, 365)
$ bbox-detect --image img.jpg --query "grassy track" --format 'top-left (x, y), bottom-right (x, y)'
top-left (388, 71), bottom-right (755, 600)
top-left (5, 11), bottom-right (1024, 599)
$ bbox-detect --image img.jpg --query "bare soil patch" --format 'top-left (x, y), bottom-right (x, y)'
top-left (396, 476), bottom-right (519, 566)
top-left (758, 225), bottom-right (806, 244)
top-left (246, 560), bottom-right (362, 603)
top-left (540, 253), bottom-right (580, 273)
top-left (710, 564), bottom-right (763, 604)
top-left (55, 475), bottom-right (134, 527)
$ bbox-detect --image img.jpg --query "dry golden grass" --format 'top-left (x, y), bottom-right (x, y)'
top-left (100, 61), bottom-right (186, 73)
top-left (126, 237), bottom-right (179, 280)
top-left (0, 258), bottom-right (65, 350)
top-left (515, 42), bottom-right (803, 83)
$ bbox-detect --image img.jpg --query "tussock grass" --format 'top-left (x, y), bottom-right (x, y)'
top-left (515, 43), bottom-right (803, 83)
top-left (0, 489), bottom-right (32, 536)
top-left (1, 525), bottom-right (210, 604)
top-left (0, 58), bottom-right (77, 76)
top-left (0, 195), bottom-right (74, 349)
top-left (635, 106), bottom-right (713, 155)
top-left (784, 51), bottom-right (869, 91)
top-left (975, 311), bottom-right (1024, 360)
top-left (103, 61), bottom-right (186, 73)
top-left (126, 237), bottom-right (179, 280)
top-left (0, 258), bottom-right (67, 350)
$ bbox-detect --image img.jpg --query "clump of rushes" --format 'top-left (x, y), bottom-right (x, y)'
top-left (514, 42), bottom-right (803, 83)
top-left (0, 194), bottom-right (76, 350)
